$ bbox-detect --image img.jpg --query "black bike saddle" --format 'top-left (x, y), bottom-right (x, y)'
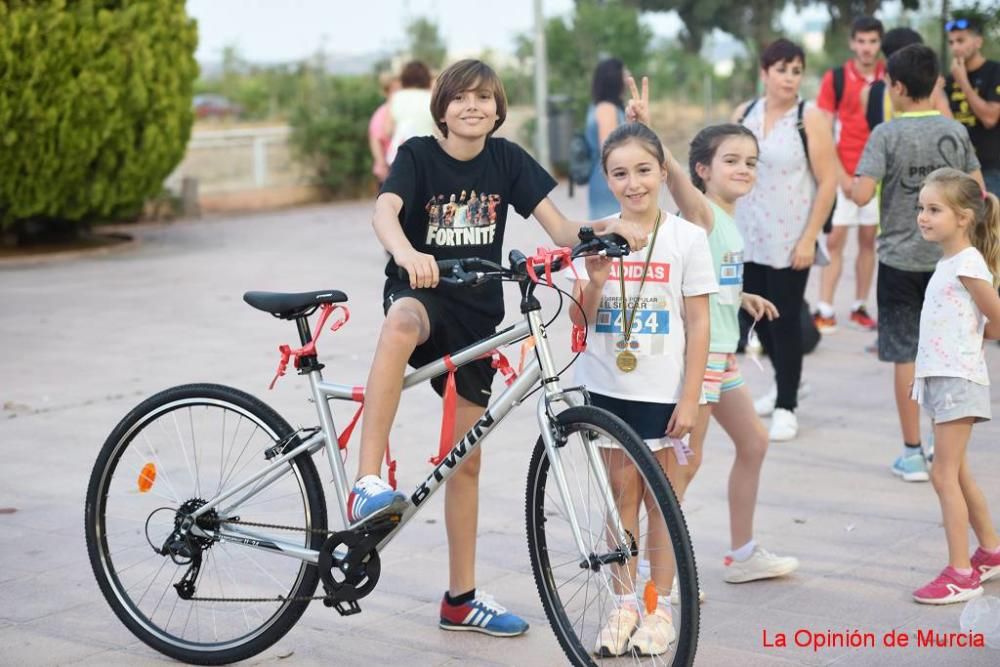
top-left (243, 290), bottom-right (348, 319)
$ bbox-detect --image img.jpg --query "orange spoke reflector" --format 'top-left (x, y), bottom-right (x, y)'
top-left (137, 463), bottom-right (157, 493)
top-left (643, 579), bottom-right (658, 614)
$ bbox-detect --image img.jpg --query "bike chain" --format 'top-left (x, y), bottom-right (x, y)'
top-left (187, 518), bottom-right (331, 603)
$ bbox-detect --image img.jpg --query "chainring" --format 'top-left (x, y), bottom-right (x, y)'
top-left (317, 530), bottom-right (382, 602)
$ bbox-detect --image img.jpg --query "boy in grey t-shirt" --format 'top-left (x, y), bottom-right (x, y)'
top-left (851, 44), bottom-right (983, 482)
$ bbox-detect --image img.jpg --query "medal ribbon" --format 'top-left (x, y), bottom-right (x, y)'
top-left (617, 210), bottom-right (663, 351)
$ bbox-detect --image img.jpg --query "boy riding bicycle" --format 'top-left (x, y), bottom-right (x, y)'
top-left (349, 59), bottom-right (647, 636)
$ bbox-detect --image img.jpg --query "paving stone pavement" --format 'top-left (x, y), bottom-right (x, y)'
top-left (2, 183), bottom-right (999, 666)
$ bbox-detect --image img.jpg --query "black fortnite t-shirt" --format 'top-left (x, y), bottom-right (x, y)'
top-left (381, 136), bottom-right (557, 320)
top-left (946, 59), bottom-right (1000, 169)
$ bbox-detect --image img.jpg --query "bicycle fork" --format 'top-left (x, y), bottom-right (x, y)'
top-left (528, 310), bottom-right (633, 568)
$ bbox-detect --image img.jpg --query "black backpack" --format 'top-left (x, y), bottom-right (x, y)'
top-left (866, 79), bottom-right (889, 130)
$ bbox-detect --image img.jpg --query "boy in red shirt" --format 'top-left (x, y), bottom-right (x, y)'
top-left (814, 16), bottom-right (885, 333)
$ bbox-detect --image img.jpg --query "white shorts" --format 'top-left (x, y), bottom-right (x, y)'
top-left (832, 188), bottom-right (879, 227)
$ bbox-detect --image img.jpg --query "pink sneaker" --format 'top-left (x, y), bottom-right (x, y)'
top-left (971, 547), bottom-right (1000, 583)
top-left (912, 566), bottom-right (983, 605)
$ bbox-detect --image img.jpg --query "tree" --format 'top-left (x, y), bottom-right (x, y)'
top-left (795, 0), bottom-right (921, 64)
top-left (516, 0), bottom-right (653, 121)
top-left (405, 17), bottom-right (447, 69)
top-left (0, 0), bottom-right (198, 234)
top-left (630, 0), bottom-right (786, 54)
top-left (289, 66), bottom-right (382, 198)
top-left (799, 0), bottom-right (922, 33)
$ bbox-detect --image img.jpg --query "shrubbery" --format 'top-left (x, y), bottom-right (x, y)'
top-left (0, 0), bottom-right (198, 232)
top-left (288, 73), bottom-right (382, 198)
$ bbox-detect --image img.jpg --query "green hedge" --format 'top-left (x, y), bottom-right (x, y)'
top-left (0, 0), bottom-right (198, 229)
top-left (289, 73), bottom-right (382, 198)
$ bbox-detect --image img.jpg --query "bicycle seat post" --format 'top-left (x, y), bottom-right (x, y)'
top-left (295, 316), bottom-right (313, 347)
top-left (295, 315), bottom-right (325, 375)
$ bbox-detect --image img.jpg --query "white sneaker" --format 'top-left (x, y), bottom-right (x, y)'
top-left (723, 546), bottom-right (799, 583)
top-left (769, 408), bottom-right (798, 441)
top-left (627, 607), bottom-right (676, 656)
top-left (669, 575), bottom-right (705, 605)
top-left (594, 606), bottom-right (639, 657)
top-left (753, 378), bottom-right (811, 417)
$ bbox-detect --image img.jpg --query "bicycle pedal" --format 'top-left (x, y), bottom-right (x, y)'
top-left (332, 599), bottom-right (361, 616)
top-left (365, 513), bottom-right (402, 532)
top-left (356, 501), bottom-right (405, 534)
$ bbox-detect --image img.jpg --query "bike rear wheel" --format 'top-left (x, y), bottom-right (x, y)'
top-left (526, 405), bottom-right (698, 666)
top-left (85, 383), bottom-right (327, 665)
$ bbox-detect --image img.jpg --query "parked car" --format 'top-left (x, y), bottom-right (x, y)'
top-left (193, 94), bottom-right (242, 119)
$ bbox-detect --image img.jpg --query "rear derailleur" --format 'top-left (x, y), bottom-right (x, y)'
top-left (149, 498), bottom-right (219, 600)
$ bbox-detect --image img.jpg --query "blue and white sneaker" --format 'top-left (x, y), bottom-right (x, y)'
top-left (439, 591), bottom-right (529, 637)
top-left (347, 475), bottom-right (406, 524)
top-left (891, 453), bottom-right (929, 482)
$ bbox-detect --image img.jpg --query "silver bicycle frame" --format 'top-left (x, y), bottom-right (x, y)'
top-left (192, 303), bottom-right (629, 565)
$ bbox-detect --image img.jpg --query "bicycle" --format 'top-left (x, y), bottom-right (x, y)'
top-left (85, 228), bottom-right (700, 666)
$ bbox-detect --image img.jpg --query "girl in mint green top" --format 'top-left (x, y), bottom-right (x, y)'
top-left (706, 199), bottom-right (745, 353)
top-left (628, 94), bottom-right (799, 580)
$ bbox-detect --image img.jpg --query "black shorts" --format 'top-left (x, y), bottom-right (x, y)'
top-left (589, 392), bottom-right (676, 440)
top-left (383, 288), bottom-right (499, 407)
top-left (876, 262), bottom-right (933, 363)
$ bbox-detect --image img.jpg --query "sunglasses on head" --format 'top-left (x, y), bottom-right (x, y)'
top-left (945, 18), bottom-right (971, 32)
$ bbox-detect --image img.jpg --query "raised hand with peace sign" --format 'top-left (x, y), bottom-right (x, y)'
top-left (625, 75), bottom-right (651, 126)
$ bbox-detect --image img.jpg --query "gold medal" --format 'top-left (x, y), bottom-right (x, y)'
top-left (616, 350), bottom-right (638, 372)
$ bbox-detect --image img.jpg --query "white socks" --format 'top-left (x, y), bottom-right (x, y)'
top-left (729, 539), bottom-right (757, 562)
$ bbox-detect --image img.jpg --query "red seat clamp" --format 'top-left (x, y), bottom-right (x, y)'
top-left (269, 304), bottom-right (350, 389)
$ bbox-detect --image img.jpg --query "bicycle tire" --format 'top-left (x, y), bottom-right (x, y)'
top-left (85, 383), bottom-right (327, 665)
top-left (525, 405), bottom-right (699, 666)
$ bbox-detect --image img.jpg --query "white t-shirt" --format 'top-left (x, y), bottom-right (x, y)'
top-left (388, 89), bottom-right (436, 164)
top-left (916, 246), bottom-right (994, 385)
top-left (571, 213), bottom-right (718, 403)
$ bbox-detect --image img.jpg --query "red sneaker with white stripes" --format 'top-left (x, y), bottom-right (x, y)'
top-left (439, 590), bottom-right (529, 636)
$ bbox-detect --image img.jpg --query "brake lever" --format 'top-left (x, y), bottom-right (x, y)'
top-left (445, 264), bottom-right (505, 286)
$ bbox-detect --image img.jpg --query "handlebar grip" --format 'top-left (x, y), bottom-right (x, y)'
top-left (508, 249), bottom-right (527, 276)
top-left (397, 259), bottom-right (463, 284)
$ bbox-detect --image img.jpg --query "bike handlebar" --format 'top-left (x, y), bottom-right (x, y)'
top-left (396, 227), bottom-right (630, 287)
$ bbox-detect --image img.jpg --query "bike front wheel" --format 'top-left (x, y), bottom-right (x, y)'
top-left (85, 383), bottom-right (328, 665)
top-left (526, 405), bottom-right (699, 666)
